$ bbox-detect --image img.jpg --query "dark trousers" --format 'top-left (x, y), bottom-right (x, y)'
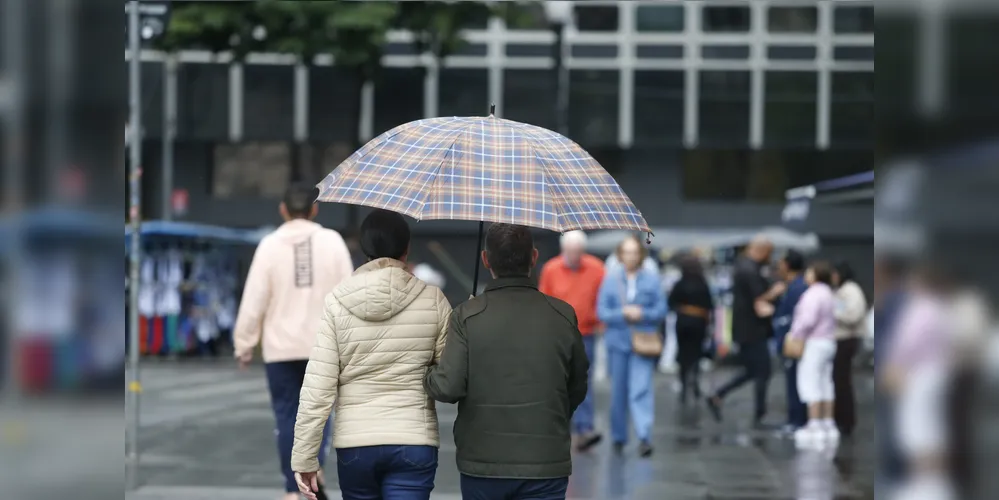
top-left (460, 475), bottom-right (569, 500)
top-left (715, 339), bottom-right (772, 421)
top-left (675, 314), bottom-right (708, 402)
top-left (337, 445), bottom-right (438, 500)
top-left (877, 397), bottom-right (906, 486)
top-left (781, 356), bottom-right (808, 428)
top-left (265, 361), bottom-right (332, 493)
top-left (833, 337), bottom-right (860, 435)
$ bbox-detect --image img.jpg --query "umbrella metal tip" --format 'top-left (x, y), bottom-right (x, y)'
top-left (489, 104), bottom-right (496, 116)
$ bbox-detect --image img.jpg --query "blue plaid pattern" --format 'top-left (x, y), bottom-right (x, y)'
top-left (317, 116), bottom-right (650, 233)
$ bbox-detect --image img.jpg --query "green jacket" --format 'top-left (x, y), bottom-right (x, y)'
top-left (424, 276), bottom-right (589, 479)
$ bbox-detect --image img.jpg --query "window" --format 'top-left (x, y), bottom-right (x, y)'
top-left (176, 63), bottom-right (229, 141)
top-left (703, 6), bottom-right (751, 33)
top-left (768, 6), bottom-right (818, 33)
top-left (699, 71), bottom-right (751, 146)
top-left (830, 72), bottom-right (875, 146)
top-left (309, 67), bottom-right (362, 142)
top-left (568, 70), bottom-right (620, 146)
top-left (140, 62), bottom-right (164, 138)
top-left (503, 69), bottom-right (556, 130)
top-left (373, 68), bottom-right (425, 136)
top-left (635, 4), bottom-right (685, 32)
top-left (439, 69), bottom-right (489, 118)
top-left (834, 5), bottom-right (874, 33)
top-left (243, 65), bottom-right (294, 140)
top-left (213, 142), bottom-right (290, 199)
top-left (633, 71), bottom-right (685, 146)
top-left (574, 5), bottom-right (619, 32)
top-left (947, 17), bottom-right (999, 119)
top-left (764, 72), bottom-right (818, 147)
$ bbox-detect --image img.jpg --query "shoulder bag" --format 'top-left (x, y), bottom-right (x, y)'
top-left (623, 274), bottom-right (664, 358)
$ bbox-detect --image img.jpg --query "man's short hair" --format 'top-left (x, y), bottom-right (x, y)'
top-left (283, 182), bottom-right (319, 218)
top-left (360, 209), bottom-right (411, 261)
top-left (485, 223), bottom-right (535, 278)
top-left (782, 249), bottom-right (806, 272)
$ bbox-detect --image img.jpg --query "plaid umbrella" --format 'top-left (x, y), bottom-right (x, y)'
top-left (317, 115), bottom-right (650, 234)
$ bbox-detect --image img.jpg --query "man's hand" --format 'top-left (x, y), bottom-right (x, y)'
top-left (754, 300), bottom-right (775, 318)
top-left (623, 305), bottom-right (643, 322)
top-left (295, 471), bottom-right (320, 500)
top-left (237, 351), bottom-right (253, 371)
top-left (768, 281), bottom-right (787, 299)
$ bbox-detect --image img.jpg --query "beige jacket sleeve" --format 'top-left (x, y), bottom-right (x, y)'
top-left (432, 288), bottom-right (452, 364)
top-left (291, 296), bottom-right (341, 473)
top-left (232, 240), bottom-right (273, 358)
top-left (835, 282), bottom-right (869, 338)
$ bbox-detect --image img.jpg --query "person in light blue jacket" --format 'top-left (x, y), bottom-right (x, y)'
top-left (598, 235), bottom-right (668, 458)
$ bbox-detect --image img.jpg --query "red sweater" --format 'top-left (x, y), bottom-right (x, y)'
top-left (538, 254), bottom-right (605, 336)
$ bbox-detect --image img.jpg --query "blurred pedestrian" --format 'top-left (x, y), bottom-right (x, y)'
top-left (873, 255), bottom-right (910, 491)
top-left (831, 260), bottom-right (868, 437)
top-left (772, 250), bottom-right (809, 432)
top-left (233, 183), bottom-right (354, 500)
top-left (425, 223), bottom-right (588, 500)
top-left (538, 230), bottom-right (606, 452)
top-left (787, 261), bottom-right (839, 447)
top-left (667, 254), bottom-right (714, 405)
top-left (291, 209), bottom-right (452, 500)
top-left (706, 236), bottom-right (785, 427)
top-left (598, 235), bottom-right (667, 458)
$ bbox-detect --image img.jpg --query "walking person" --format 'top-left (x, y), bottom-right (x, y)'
top-left (773, 250), bottom-right (810, 432)
top-left (291, 209), bottom-right (452, 500)
top-left (873, 255), bottom-right (910, 494)
top-left (232, 183), bottom-right (354, 500)
top-left (706, 236), bottom-right (785, 426)
top-left (667, 254), bottom-right (714, 405)
top-left (425, 224), bottom-right (589, 500)
top-left (830, 260), bottom-right (868, 437)
top-left (538, 230), bottom-right (605, 452)
top-left (598, 235), bottom-right (667, 457)
top-left (785, 261), bottom-right (840, 447)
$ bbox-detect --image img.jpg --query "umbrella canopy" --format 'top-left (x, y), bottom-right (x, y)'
top-left (316, 116), bottom-right (650, 234)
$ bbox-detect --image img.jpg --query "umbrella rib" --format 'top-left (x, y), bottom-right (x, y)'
top-left (413, 126), bottom-right (471, 221)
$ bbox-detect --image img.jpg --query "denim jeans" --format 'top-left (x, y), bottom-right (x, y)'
top-left (460, 475), bottom-right (569, 500)
top-left (337, 445), bottom-right (438, 500)
top-left (608, 348), bottom-right (657, 444)
top-left (265, 361), bottom-right (331, 493)
top-left (571, 335), bottom-right (597, 435)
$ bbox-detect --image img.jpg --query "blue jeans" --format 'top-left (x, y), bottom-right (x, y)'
top-left (265, 361), bottom-right (332, 493)
top-left (780, 353), bottom-right (808, 428)
top-left (572, 335), bottom-right (597, 435)
top-left (608, 348), bottom-right (657, 444)
top-left (337, 445), bottom-right (438, 500)
top-left (460, 475), bottom-right (568, 500)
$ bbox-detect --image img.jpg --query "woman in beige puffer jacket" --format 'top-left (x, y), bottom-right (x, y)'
top-left (291, 210), bottom-right (451, 500)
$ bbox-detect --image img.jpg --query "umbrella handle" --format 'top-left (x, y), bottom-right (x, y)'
top-left (471, 220), bottom-right (485, 297)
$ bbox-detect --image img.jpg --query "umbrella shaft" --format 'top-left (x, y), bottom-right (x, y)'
top-left (471, 221), bottom-right (484, 297)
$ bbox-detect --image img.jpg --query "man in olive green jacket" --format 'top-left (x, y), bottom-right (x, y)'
top-left (425, 223), bottom-right (589, 500)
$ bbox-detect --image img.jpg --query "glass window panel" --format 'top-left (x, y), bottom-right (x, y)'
top-left (503, 69), bottom-right (556, 130)
top-left (834, 5), bottom-right (874, 33)
top-left (876, 15), bottom-right (916, 122)
top-left (635, 5), bottom-right (685, 32)
top-left (703, 6), bottom-right (751, 33)
top-left (947, 17), bottom-right (999, 119)
top-left (698, 71), bottom-right (751, 146)
top-left (212, 142), bottom-right (290, 199)
top-left (140, 62), bottom-right (164, 138)
top-left (309, 67), bottom-right (362, 142)
top-left (568, 70), bottom-right (620, 147)
top-left (682, 149), bottom-right (752, 200)
top-left (768, 6), bottom-right (818, 33)
top-left (574, 5), bottom-right (619, 32)
top-left (764, 72), bottom-right (818, 147)
top-left (439, 68), bottom-right (489, 118)
top-left (176, 63), bottom-right (229, 141)
top-left (243, 65), bottom-right (294, 140)
top-left (633, 71), bottom-right (685, 146)
top-left (373, 67), bottom-right (425, 136)
top-left (830, 72), bottom-right (875, 146)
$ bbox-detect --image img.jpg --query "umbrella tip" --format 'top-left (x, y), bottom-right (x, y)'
top-left (489, 103), bottom-right (496, 116)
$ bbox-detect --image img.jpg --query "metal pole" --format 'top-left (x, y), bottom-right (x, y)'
top-left (162, 55), bottom-right (177, 220)
top-left (552, 22), bottom-right (569, 136)
top-left (126, 0), bottom-right (143, 491)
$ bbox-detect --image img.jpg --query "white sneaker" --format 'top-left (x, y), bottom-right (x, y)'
top-left (823, 425), bottom-right (841, 445)
top-left (794, 425), bottom-right (823, 448)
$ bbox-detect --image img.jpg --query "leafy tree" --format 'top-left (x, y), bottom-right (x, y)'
top-left (156, 1), bottom-right (258, 60)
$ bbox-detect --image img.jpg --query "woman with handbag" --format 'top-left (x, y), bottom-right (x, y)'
top-left (597, 236), bottom-right (668, 458)
top-left (783, 261), bottom-right (839, 447)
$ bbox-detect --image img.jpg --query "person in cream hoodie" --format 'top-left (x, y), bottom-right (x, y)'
top-left (292, 209), bottom-right (452, 500)
top-left (233, 183), bottom-right (354, 500)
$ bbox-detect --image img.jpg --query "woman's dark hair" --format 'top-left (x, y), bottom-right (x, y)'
top-left (359, 209), bottom-right (411, 261)
top-left (834, 259), bottom-right (855, 285)
top-left (809, 260), bottom-right (834, 286)
top-left (783, 250), bottom-right (806, 273)
top-left (484, 223), bottom-right (535, 278)
top-left (679, 254), bottom-right (704, 277)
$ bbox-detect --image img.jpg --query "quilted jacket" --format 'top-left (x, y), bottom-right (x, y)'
top-left (290, 258), bottom-right (452, 473)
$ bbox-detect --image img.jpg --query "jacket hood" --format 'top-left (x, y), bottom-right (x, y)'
top-left (333, 258), bottom-right (427, 322)
top-left (273, 219), bottom-right (323, 245)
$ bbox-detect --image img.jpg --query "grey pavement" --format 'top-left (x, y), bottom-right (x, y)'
top-left (126, 359), bottom-right (874, 499)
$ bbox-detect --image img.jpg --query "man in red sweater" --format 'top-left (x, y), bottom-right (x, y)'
top-left (539, 230), bottom-right (606, 451)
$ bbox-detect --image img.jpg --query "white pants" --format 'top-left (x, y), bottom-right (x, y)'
top-left (897, 363), bottom-right (951, 457)
top-left (797, 338), bottom-right (837, 404)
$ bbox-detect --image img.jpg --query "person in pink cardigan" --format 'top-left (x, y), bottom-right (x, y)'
top-left (787, 261), bottom-right (839, 446)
